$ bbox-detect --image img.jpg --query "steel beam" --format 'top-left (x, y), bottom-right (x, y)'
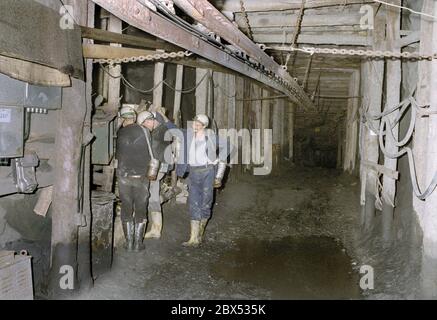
top-left (172, 0), bottom-right (292, 81)
top-left (90, 0), bottom-right (314, 110)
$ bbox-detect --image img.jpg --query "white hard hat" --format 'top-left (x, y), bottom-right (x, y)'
top-left (120, 105), bottom-right (136, 119)
top-left (137, 111), bottom-right (156, 125)
top-left (194, 114), bottom-right (209, 127)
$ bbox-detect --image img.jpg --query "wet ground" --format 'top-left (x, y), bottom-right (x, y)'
top-left (76, 165), bottom-right (368, 300)
top-left (212, 236), bottom-right (360, 299)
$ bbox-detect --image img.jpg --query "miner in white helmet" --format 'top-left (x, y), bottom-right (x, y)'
top-left (116, 107), bottom-right (151, 252)
top-left (137, 109), bottom-right (175, 240)
top-left (119, 105), bottom-right (137, 127)
top-left (173, 114), bottom-right (233, 247)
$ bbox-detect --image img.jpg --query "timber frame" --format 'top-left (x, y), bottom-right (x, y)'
top-left (90, 0), bottom-right (315, 110)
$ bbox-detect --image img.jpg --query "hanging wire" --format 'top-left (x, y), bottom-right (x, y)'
top-left (99, 64), bottom-right (209, 95)
top-left (372, 0), bottom-right (437, 20)
top-left (163, 72), bottom-right (209, 93)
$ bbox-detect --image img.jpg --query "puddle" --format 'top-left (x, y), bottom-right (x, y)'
top-left (212, 236), bottom-right (361, 299)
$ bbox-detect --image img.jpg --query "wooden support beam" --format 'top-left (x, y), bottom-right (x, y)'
top-left (288, 102), bottom-right (296, 161)
top-left (343, 70), bottom-right (360, 173)
top-left (153, 53), bottom-right (165, 109)
top-left (48, 0), bottom-right (92, 297)
top-left (422, 0), bottom-right (437, 299)
top-left (90, 0), bottom-right (315, 110)
top-left (196, 69), bottom-right (209, 115)
top-left (381, 0), bottom-right (401, 242)
top-left (107, 15), bottom-right (122, 110)
top-left (81, 26), bottom-right (180, 51)
top-left (214, 72), bottom-right (226, 128)
top-left (173, 0), bottom-right (294, 82)
top-left (227, 75), bottom-right (237, 130)
top-left (234, 12), bottom-right (363, 29)
top-left (359, 7), bottom-right (385, 232)
top-left (254, 33), bottom-right (372, 46)
top-left (216, 0), bottom-right (374, 11)
top-left (173, 65), bottom-right (184, 127)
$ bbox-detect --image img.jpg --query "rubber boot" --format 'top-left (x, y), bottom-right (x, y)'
top-left (199, 219), bottom-right (208, 243)
top-left (144, 211), bottom-right (162, 239)
top-left (122, 221), bottom-right (135, 252)
top-left (133, 222), bottom-right (147, 251)
top-left (182, 220), bottom-right (200, 247)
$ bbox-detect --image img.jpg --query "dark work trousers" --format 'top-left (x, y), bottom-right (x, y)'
top-left (188, 165), bottom-right (215, 221)
top-left (118, 176), bottom-right (150, 223)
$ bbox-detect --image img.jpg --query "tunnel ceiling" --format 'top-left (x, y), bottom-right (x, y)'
top-left (210, 0), bottom-right (366, 116)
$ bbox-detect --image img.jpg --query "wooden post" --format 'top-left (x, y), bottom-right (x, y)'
top-left (214, 72), bottom-right (225, 128)
top-left (170, 64), bottom-right (184, 187)
top-left (381, 0), bottom-right (401, 243)
top-left (107, 15), bottom-right (122, 109)
top-left (360, 8), bottom-right (385, 231)
top-left (422, 0), bottom-right (437, 299)
top-left (48, 0), bottom-right (90, 297)
top-left (153, 57), bottom-right (165, 108)
top-left (252, 83), bottom-right (262, 165)
top-left (261, 89), bottom-right (271, 153)
top-left (100, 13), bottom-right (122, 193)
top-left (288, 102), bottom-right (296, 161)
top-left (272, 98), bottom-right (282, 171)
top-left (227, 75), bottom-right (236, 129)
top-left (343, 70), bottom-right (360, 173)
top-left (195, 68), bottom-right (209, 115)
top-left (77, 0), bottom-right (95, 291)
top-left (234, 76), bottom-right (245, 177)
top-left (173, 65), bottom-right (184, 127)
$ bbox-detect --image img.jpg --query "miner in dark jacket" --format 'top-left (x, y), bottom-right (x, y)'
top-left (136, 110), bottom-right (174, 240)
top-left (116, 110), bottom-right (151, 252)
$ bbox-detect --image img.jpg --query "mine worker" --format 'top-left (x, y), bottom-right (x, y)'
top-left (137, 109), bottom-right (174, 240)
top-left (174, 114), bottom-right (232, 248)
top-left (119, 105), bottom-right (137, 128)
top-left (116, 108), bottom-right (151, 252)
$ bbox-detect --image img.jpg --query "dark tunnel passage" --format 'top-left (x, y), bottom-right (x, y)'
top-left (1, 0), bottom-right (437, 303)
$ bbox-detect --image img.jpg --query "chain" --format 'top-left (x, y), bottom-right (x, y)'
top-left (94, 50), bottom-right (193, 66)
top-left (284, 0), bottom-right (306, 70)
top-left (240, 0), bottom-right (253, 40)
top-left (288, 46), bottom-right (437, 61)
top-left (291, 0), bottom-right (306, 48)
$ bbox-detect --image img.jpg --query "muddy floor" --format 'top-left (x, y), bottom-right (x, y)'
top-left (72, 166), bottom-right (360, 300)
top-left (74, 165), bottom-right (421, 300)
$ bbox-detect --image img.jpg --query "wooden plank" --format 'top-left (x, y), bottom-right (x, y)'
top-left (253, 33), bottom-right (372, 46)
top-left (81, 26), bottom-right (179, 51)
top-left (235, 12), bottom-right (362, 28)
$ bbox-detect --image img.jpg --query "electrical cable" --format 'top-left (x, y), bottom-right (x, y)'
top-left (372, 0), bottom-right (437, 20)
top-left (99, 63), bottom-right (209, 95)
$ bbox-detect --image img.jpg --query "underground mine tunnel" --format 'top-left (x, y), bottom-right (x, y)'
top-left (1, 0), bottom-right (437, 301)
